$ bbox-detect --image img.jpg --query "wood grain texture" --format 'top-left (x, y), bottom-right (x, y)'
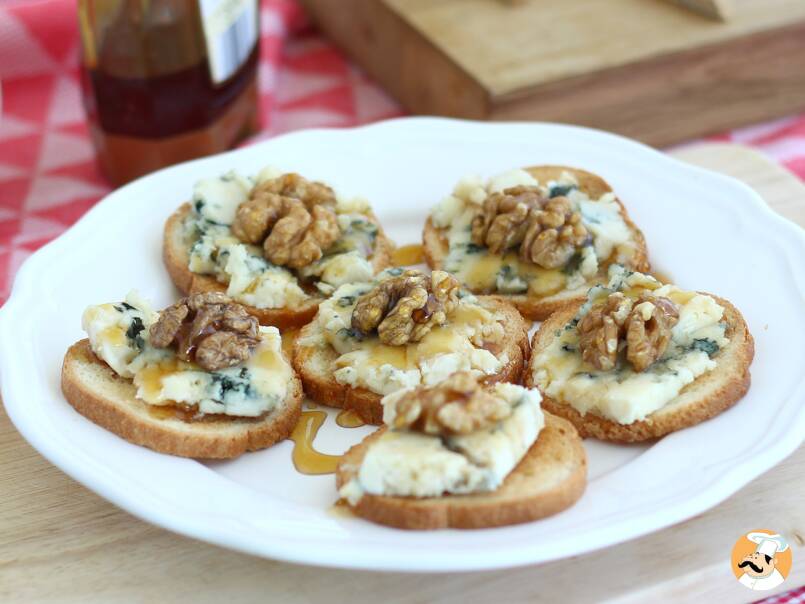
top-left (301, 0), bottom-right (805, 146)
top-left (298, 0), bottom-right (488, 119)
top-left (1, 143), bottom-right (804, 602)
top-left (491, 21), bottom-right (805, 146)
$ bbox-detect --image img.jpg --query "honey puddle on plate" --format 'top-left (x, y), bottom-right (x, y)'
top-left (335, 409), bottom-right (365, 428)
top-left (328, 498), bottom-right (354, 518)
top-left (391, 243), bottom-right (424, 267)
top-left (289, 410), bottom-right (341, 475)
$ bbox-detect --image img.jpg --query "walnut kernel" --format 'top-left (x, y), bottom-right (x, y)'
top-left (388, 372), bottom-right (511, 435)
top-left (231, 173), bottom-right (339, 269)
top-left (577, 292), bottom-right (679, 372)
top-left (149, 293), bottom-right (259, 371)
top-left (351, 270), bottom-right (460, 345)
top-left (470, 186), bottom-right (590, 269)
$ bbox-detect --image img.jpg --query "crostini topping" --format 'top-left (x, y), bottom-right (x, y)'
top-left (185, 168), bottom-right (384, 309)
top-left (82, 293), bottom-right (292, 418)
top-left (520, 196), bottom-right (590, 269)
top-left (231, 173), bottom-right (340, 269)
top-left (149, 293), bottom-right (260, 372)
top-left (577, 291), bottom-right (679, 372)
top-left (577, 292), bottom-right (633, 371)
top-left (386, 372), bottom-right (512, 435)
top-left (471, 186), bottom-right (590, 270)
top-left (339, 381), bottom-right (544, 503)
top-left (302, 273), bottom-right (507, 396)
top-left (531, 266), bottom-right (729, 425)
top-left (471, 186), bottom-right (542, 254)
top-left (624, 295), bottom-right (679, 372)
top-left (351, 269), bottom-right (460, 346)
top-left (255, 172), bottom-right (336, 208)
top-left (431, 169), bottom-right (638, 298)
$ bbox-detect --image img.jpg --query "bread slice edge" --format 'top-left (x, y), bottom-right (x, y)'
top-left (335, 413), bottom-right (587, 530)
top-left (61, 339), bottom-right (304, 458)
top-left (293, 297), bottom-right (531, 425)
top-left (526, 294), bottom-right (754, 442)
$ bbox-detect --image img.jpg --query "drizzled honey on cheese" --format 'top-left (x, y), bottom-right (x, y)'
top-left (183, 167), bottom-right (383, 309)
top-left (531, 266), bottom-right (730, 424)
top-left (299, 268), bottom-right (508, 396)
top-left (339, 376), bottom-right (544, 503)
top-left (82, 291), bottom-right (292, 418)
top-left (429, 169), bottom-right (641, 297)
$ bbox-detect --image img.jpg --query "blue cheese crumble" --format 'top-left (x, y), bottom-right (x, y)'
top-left (339, 383), bottom-right (544, 503)
top-left (531, 266), bottom-right (730, 424)
top-left (184, 167), bottom-right (382, 308)
top-left (82, 293), bottom-right (292, 417)
top-left (299, 270), bottom-right (508, 396)
top-left (429, 169), bottom-right (639, 296)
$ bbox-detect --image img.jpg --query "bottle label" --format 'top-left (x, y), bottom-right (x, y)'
top-left (198, 0), bottom-right (258, 84)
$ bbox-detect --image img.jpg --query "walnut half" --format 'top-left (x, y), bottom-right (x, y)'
top-left (351, 270), bottom-right (460, 346)
top-left (470, 186), bottom-right (590, 269)
top-left (231, 173), bottom-right (339, 269)
top-left (149, 292), bottom-right (260, 372)
top-left (625, 296), bottom-right (679, 372)
top-left (577, 292), bottom-right (678, 372)
top-left (520, 196), bottom-right (589, 269)
top-left (471, 186), bottom-right (542, 254)
top-left (387, 372), bottom-right (512, 435)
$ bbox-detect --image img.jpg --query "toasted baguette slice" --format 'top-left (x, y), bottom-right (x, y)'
top-left (61, 339), bottom-right (303, 458)
top-left (336, 413), bottom-right (587, 529)
top-left (293, 298), bottom-right (530, 425)
top-left (526, 295), bottom-right (754, 442)
top-left (164, 203), bottom-right (395, 328)
top-left (423, 166), bottom-right (650, 321)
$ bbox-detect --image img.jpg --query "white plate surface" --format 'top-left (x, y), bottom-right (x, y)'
top-left (1, 118), bottom-right (804, 572)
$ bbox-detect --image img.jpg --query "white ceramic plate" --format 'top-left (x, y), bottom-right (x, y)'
top-left (2, 118), bottom-right (804, 572)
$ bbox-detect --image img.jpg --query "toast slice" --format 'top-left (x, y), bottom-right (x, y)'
top-left (423, 166), bottom-right (650, 321)
top-left (293, 297), bottom-right (530, 425)
top-left (163, 203), bottom-right (395, 328)
top-left (61, 339), bottom-right (304, 458)
top-left (526, 295), bottom-right (754, 442)
top-left (336, 413), bottom-right (587, 530)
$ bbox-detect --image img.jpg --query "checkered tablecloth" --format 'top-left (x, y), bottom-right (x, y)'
top-left (3, 0), bottom-right (805, 307)
top-left (0, 1), bottom-right (802, 599)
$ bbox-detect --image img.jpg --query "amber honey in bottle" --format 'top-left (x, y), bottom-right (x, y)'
top-left (78, 0), bottom-right (260, 186)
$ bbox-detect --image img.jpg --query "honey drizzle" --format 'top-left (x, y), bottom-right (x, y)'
top-left (280, 327), bottom-right (300, 360)
top-left (328, 498), bottom-right (354, 518)
top-left (391, 243), bottom-right (425, 267)
top-left (335, 409), bottom-right (365, 428)
top-left (650, 269), bottom-right (674, 284)
top-left (289, 410), bottom-right (341, 475)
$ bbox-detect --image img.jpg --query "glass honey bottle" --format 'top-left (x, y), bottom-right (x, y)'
top-left (78, 0), bottom-right (260, 186)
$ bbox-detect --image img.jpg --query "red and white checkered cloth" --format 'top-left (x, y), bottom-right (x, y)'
top-left (2, 0), bottom-right (805, 307)
top-left (755, 586), bottom-right (805, 604)
top-left (0, 3), bottom-right (802, 598)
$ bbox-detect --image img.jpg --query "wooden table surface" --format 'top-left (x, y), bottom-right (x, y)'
top-left (1, 143), bottom-right (803, 603)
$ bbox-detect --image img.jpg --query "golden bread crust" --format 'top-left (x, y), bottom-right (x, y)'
top-left (335, 413), bottom-right (587, 529)
top-left (526, 295), bottom-right (754, 442)
top-left (292, 298), bottom-right (531, 425)
top-left (61, 339), bottom-right (303, 458)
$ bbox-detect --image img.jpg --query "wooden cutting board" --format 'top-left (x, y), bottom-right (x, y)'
top-left (1, 143), bottom-right (803, 602)
top-left (300, 0), bottom-right (805, 147)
